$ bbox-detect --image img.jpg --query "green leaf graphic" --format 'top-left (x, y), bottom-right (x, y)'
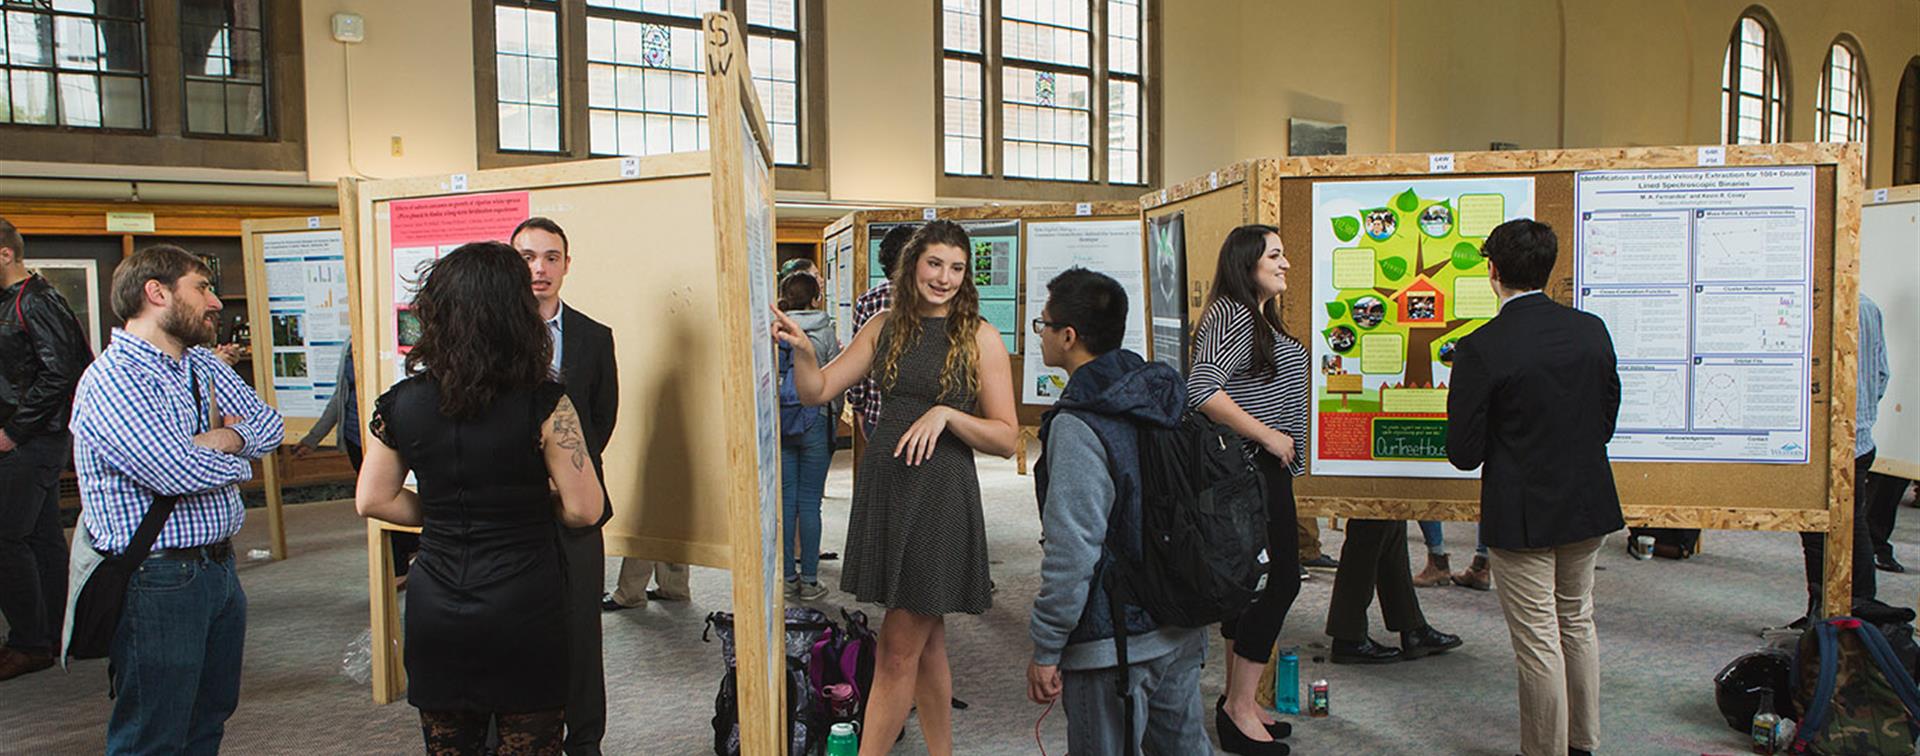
top-left (1451, 241), bottom-right (1482, 270)
top-left (1379, 256), bottom-right (1409, 281)
top-left (1395, 188), bottom-right (1419, 212)
top-left (1332, 216), bottom-right (1360, 242)
top-left (1325, 301), bottom-right (1347, 319)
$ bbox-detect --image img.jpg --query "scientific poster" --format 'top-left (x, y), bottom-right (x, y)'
top-left (261, 230), bottom-right (350, 419)
top-left (833, 232), bottom-right (855, 345)
top-left (1573, 167), bottom-right (1815, 463)
top-left (1022, 220), bottom-right (1147, 404)
top-left (739, 117), bottom-right (784, 689)
top-left (1146, 212), bottom-right (1186, 371)
top-left (387, 191), bottom-right (531, 352)
top-left (1310, 177), bottom-right (1535, 478)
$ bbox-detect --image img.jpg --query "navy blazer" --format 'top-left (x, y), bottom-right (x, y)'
top-left (1446, 293), bottom-right (1625, 550)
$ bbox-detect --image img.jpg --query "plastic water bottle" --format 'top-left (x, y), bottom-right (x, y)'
top-left (1750, 688), bottom-right (1780, 754)
top-left (1274, 648), bottom-right (1301, 714)
top-left (825, 722), bottom-right (858, 756)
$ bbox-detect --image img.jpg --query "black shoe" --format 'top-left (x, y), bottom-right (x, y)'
top-left (1786, 614), bottom-right (1811, 631)
top-left (1330, 636), bottom-right (1402, 664)
top-left (1215, 704), bottom-right (1291, 755)
top-left (1877, 553), bottom-right (1906, 573)
top-left (600, 593), bottom-right (633, 612)
top-left (1400, 625), bottom-right (1462, 660)
top-left (1298, 565), bottom-right (1311, 582)
top-left (1570, 749), bottom-right (1593, 756)
top-left (645, 589), bottom-right (686, 602)
top-left (1302, 555), bottom-right (1340, 571)
top-left (1854, 598), bottom-right (1918, 624)
top-left (1215, 696), bottom-right (1292, 739)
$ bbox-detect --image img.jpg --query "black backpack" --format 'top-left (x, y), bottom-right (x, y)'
top-left (1102, 410), bottom-right (1268, 756)
top-left (1115, 410), bottom-right (1269, 629)
top-left (704, 609), bottom-right (835, 756)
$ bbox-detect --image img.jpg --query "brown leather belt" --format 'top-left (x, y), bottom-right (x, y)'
top-left (150, 539), bottom-right (235, 562)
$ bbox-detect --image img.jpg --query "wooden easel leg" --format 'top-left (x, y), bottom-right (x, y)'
top-left (1016, 427), bottom-right (1032, 476)
top-left (1823, 507), bottom-right (1854, 620)
top-left (367, 522), bottom-right (403, 704)
top-left (263, 452), bottom-right (287, 560)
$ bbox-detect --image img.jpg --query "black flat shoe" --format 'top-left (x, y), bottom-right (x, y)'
top-left (1215, 705), bottom-right (1290, 755)
top-left (1330, 636), bottom-right (1402, 664)
top-left (1877, 553), bottom-right (1906, 573)
top-left (600, 594), bottom-right (632, 612)
top-left (1214, 696), bottom-right (1292, 739)
top-left (1400, 625), bottom-right (1463, 660)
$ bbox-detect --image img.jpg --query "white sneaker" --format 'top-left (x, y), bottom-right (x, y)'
top-left (784, 578), bottom-right (801, 597)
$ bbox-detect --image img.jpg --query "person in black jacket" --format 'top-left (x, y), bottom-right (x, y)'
top-left (0, 216), bottom-right (94, 681)
top-left (1446, 218), bottom-right (1623, 756)
top-left (513, 217), bottom-right (620, 756)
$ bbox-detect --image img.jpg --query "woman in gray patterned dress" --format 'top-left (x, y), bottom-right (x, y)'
top-left (773, 220), bottom-right (1019, 755)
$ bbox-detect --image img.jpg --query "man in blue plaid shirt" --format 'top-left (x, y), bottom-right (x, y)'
top-left (69, 245), bottom-right (282, 754)
top-left (847, 223), bottom-right (918, 438)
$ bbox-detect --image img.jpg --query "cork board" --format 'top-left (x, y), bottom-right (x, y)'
top-left (344, 154), bottom-right (735, 568)
top-left (1257, 152), bottom-right (1850, 530)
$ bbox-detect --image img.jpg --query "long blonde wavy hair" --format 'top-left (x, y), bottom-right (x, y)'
top-left (876, 220), bottom-right (982, 403)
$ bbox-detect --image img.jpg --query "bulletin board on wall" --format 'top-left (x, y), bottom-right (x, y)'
top-left (823, 200), bottom-right (1144, 430)
top-left (1158, 144), bottom-right (1864, 610)
top-left (1860, 184), bottom-right (1920, 481)
top-left (240, 215), bottom-right (348, 561)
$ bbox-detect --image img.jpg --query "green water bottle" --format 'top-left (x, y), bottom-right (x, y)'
top-left (825, 722), bottom-right (858, 756)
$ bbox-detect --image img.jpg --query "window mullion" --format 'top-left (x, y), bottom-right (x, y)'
top-left (986, 0), bottom-right (1003, 178)
top-left (1092, 0), bottom-right (1108, 184)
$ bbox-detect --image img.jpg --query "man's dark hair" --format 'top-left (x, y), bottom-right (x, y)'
top-left (877, 223), bottom-right (919, 278)
top-left (1481, 218), bottom-right (1556, 291)
top-left (111, 245), bottom-right (213, 321)
top-left (1044, 267), bottom-right (1128, 356)
top-left (511, 216), bottom-right (569, 255)
top-left (0, 216), bottom-right (23, 262)
top-left (778, 271), bottom-right (821, 311)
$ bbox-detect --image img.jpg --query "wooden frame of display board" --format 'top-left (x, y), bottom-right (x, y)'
top-left (1860, 184), bottom-right (1920, 482)
top-left (239, 214), bottom-right (347, 561)
top-left (1144, 144), bottom-right (1865, 614)
top-left (337, 14), bottom-right (785, 727)
top-left (822, 200), bottom-right (1143, 473)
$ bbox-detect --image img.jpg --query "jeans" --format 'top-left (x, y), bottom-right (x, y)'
top-left (781, 415), bottom-right (832, 582)
top-left (0, 432), bottom-right (69, 652)
top-left (1417, 520), bottom-right (1489, 557)
top-left (1061, 630), bottom-right (1209, 755)
top-left (107, 552), bottom-right (247, 756)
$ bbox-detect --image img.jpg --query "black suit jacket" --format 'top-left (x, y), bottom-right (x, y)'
top-left (1446, 293), bottom-right (1624, 550)
top-left (561, 304), bottom-right (619, 526)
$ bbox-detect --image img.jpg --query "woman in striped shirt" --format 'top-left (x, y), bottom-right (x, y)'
top-left (1187, 224), bottom-right (1309, 755)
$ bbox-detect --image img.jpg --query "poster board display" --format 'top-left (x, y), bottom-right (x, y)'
top-left (1309, 177), bottom-right (1535, 478)
top-left (1573, 167), bottom-right (1817, 465)
top-left (1021, 219), bottom-right (1148, 404)
top-left (1154, 144), bottom-right (1862, 613)
top-left (1860, 185), bottom-right (1920, 480)
top-left (241, 216), bottom-right (348, 561)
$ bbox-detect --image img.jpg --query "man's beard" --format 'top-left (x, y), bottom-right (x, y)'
top-left (162, 300), bottom-right (217, 347)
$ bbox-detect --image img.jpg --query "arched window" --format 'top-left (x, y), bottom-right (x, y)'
top-left (1816, 36), bottom-right (1869, 149)
top-left (1896, 58), bottom-right (1920, 186)
top-left (1722, 9), bottom-right (1788, 144)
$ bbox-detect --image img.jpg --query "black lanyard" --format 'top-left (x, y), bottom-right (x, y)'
top-left (188, 364), bottom-right (208, 434)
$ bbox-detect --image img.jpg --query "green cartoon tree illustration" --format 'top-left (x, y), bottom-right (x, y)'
top-left (1323, 187), bottom-right (1495, 393)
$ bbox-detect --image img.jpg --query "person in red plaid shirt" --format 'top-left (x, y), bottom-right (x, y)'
top-left (847, 224), bottom-right (918, 438)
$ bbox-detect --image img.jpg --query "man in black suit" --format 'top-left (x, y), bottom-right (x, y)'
top-left (1446, 218), bottom-right (1622, 756)
top-left (514, 217), bottom-right (619, 756)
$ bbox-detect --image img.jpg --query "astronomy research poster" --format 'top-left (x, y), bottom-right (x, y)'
top-left (1309, 176), bottom-right (1535, 478)
top-left (1573, 166), bottom-right (1816, 464)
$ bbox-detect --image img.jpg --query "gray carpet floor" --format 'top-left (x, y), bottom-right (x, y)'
top-left (2, 450), bottom-right (1915, 755)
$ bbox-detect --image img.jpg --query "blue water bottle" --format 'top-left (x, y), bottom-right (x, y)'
top-left (1275, 648), bottom-right (1301, 714)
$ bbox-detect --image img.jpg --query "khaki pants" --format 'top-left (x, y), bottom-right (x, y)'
top-left (608, 558), bottom-right (691, 607)
top-left (1297, 517), bottom-right (1322, 562)
top-left (1487, 536), bottom-right (1604, 756)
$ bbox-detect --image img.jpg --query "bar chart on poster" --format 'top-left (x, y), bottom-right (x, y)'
top-left (1573, 167), bottom-right (1816, 464)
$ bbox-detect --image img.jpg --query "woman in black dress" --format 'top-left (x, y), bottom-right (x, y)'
top-left (356, 242), bottom-right (604, 756)
top-left (773, 220), bottom-right (1019, 755)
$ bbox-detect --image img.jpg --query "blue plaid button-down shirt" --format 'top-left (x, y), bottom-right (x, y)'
top-left (72, 329), bottom-right (284, 554)
top-left (846, 281), bottom-right (893, 436)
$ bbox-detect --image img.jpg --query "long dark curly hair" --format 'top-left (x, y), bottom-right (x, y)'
top-left (405, 241), bottom-right (553, 419)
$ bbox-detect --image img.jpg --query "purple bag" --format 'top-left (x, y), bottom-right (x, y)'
top-left (806, 609), bottom-right (877, 723)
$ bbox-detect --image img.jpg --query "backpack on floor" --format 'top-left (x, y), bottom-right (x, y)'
top-left (1119, 410), bottom-right (1269, 629)
top-left (705, 608), bottom-right (836, 756)
top-left (1789, 616), bottom-right (1920, 755)
top-left (806, 608), bottom-right (876, 726)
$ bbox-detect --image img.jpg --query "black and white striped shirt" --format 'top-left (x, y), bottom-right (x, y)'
top-left (1186, 298), bottom-right (1312, 476)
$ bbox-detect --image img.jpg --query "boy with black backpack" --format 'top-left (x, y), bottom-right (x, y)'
top-left (1028, 268), bottom-right (1211, 753)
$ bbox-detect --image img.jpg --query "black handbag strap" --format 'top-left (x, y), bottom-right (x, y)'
top-left (121, 495), bottom-right (182, 558)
